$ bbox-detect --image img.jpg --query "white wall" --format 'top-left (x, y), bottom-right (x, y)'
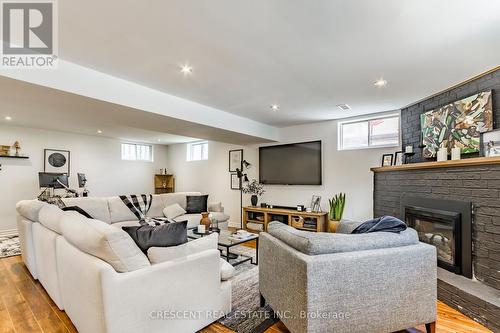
top-left (167, 141), bottom-right (247, 227)
top-left (167, 118), bottom-right (399, 227)
top-left (0, 124), bottom-right (168, 234)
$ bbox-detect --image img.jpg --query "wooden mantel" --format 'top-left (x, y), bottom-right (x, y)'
top-left (371, 156), bottom-right (500, 172)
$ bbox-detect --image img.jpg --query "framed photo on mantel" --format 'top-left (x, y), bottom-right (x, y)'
top-left (229, 149), bottom-right (243, 172)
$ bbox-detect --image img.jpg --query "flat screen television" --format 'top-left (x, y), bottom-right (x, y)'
top-left (38, 172), bottom-right (69, 189)
top-left (259, 140), bottom-right (322, 185)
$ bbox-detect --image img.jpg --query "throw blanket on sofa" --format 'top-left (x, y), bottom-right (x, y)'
top-left (351, 215), bottom-right (407, 234)
top-left (119, 195), bottom-right (153, 221)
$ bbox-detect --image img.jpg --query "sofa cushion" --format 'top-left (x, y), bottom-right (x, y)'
top-left (62, 206), bottom-right (93, 219)
top-left (267, 221), bottom-right (419, 255)
top-left (336, 219), bottom-right (364, 234)
top-left (220, 259), bottom-right (235, 281)
top-left (61, 197), bottom-right (111, 223)
top-left (163, 203), bottom-right (186, 219)
top-left (16, 200), bottom-right (48, 222)
top-left (174, 214), bottom-right (201, 229)
top-left (111, 220), bottom-right (142, 228)
top-left (208, 202), bottom-right (223, 212)
top-left (160, 192), bottom-right (201, 210)
top-left (60, 211), bottom-right (150, 272)
top-left (146, 195), bottom-right (165, 218)
top-left (108, 196), bottom-right (138, 223)
top-left (147, 232), bottom-right (218, 264)
top-left (209, 212), bottom-right (230, 223)
top-left (122, 221), bottom-right (188, 253)
top-left (186, 195), bottom-right (209, 214)
top-left (38, 204), bottom-right (64, 234)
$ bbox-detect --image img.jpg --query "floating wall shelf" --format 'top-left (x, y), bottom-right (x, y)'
top-left (0, 155), bottom-right (29, 159)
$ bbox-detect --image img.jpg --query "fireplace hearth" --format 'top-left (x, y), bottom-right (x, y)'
top-left (401, 196), bottom-right (472, 278)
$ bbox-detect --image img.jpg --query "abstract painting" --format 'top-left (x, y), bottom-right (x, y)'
top-left (421, 91), bottom-right (493, 158)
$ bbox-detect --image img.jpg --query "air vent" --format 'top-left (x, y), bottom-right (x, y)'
top-left (336, 104), bottom-right (351, 111)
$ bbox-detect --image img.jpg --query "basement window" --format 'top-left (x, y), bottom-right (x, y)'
top-left (338, 115), bottom-right (400, 150)
top-left (187, 141), bottom-right (208, 161)
top-left (121, 143), bottom-right (153, 161)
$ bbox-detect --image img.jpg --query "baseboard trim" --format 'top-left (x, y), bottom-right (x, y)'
top-left (0, 229), bottom-right (18, 237)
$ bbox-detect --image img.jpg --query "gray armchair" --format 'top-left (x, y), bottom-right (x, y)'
top-left (259, 221), bottom-right (437, 333)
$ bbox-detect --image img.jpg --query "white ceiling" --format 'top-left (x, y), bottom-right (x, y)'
top-left (56, 0), bottom-right (500, 127)
top-left (0, 76), bottom-right (273, 145)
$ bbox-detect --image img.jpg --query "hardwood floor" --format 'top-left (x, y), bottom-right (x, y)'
top-left (0, 255), bottom-right (492, 333)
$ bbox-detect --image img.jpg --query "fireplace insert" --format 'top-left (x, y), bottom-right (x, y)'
top-left (401, 196), bottom-right (472, 278)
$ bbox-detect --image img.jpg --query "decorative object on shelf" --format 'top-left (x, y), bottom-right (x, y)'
top-left (242, 179), bottom-right (265, 206)
top-left (199, 212), bottom-right (211, 231)
top-left (12, 141), bottom-right (21, 156)
top-left (0, 145), bottom-right (10, 155)
top-left (382, 153), bottom-right (393, 166)
top-left (394, 151), bottom-right (404, 166)
top-left (297, 204), bottom-right (304, 212)
top-left (291, 216), bottom-right (304, 229)
top-left (421, 90), bottom-right (493, 158)
top-left (451, 147), bottom-right (461, 161)
top-left (404, 145), bottom-right (413, 154)
top-left (328, 193), bottom-right (346, 233)
top-left (437, 147), bottom-right (448, 162)
top-left (229, 149), bottom-right (243, 172)
top-left (310, 195), bottom-right (322, 213)
top-left (154, 174), bottom-right (174, 194)
top-left (481, 129), bottom-right (500, 157)
top-left (230, 173), bottom-right (240, 190)
top-left (44, 149), bottom-right (70, 175)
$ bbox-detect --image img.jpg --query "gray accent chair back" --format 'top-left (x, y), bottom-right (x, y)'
top-left (259, 221), bottom-right (437, 333)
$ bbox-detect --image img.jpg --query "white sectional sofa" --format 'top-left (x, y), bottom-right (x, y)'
top-left (15, 192), bottom-right (231, 333)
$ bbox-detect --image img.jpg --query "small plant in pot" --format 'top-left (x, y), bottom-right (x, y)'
top-left (242, 179), bottom-right (265, 206)
top-left (328, 193), bottom-right (346, 233)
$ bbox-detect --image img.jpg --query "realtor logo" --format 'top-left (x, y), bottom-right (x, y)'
top-left (1, 1), bottom-right (58, 68)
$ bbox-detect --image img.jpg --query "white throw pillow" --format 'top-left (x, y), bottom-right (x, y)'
top-left (60, 211), bottom-right (150, 272)
top-left (163, 203), bottom-right (187, 219)
top-left (147, 233), bottom-right (218, 264)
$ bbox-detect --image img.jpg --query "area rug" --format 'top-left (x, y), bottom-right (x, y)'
top-left (0, 235), bottom-right (21, 258)
top-left (217, 246), bottom-right (279, 333)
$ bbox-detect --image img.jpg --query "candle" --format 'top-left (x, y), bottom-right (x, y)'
top-left (405, 145), bottom-right (413, 154)
top-left (437, 148), bottom-right (448, 162)
top-left (451, 147), bottom-right (461, 161)
top-left (198, 225), bottom-right (206, 233)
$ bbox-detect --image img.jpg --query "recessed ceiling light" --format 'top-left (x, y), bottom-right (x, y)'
top-left (337, 104), bottom-right (351, 111)
top-left (157, 139), bottom-right (161, 142)
top-left (5, 116), bottom-right (12, 121)
top-left (180, 64), bottom-right (192, 75)
top-left (97, 130), bottom-right (102, 134)
top-left (374, 79), bottom-right (387, 87)
top-left (270, 104), bottom-right (280, 112)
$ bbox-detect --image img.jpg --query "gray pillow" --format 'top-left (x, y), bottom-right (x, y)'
top-left (122, 220), bottom-right (188, 253)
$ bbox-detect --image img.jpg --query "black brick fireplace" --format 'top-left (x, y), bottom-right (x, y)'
top-left (401, 196), bottom-right (472, 278)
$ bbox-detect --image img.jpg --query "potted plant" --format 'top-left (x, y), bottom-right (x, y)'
top-left (242, 179), bottom-right (265, 206)
top-left (328, 193), bottom-right (346, 232)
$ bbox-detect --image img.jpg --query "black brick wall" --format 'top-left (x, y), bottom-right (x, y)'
top-left (438, 279), bottom-right (499, 332)
top-left (401, 69), bottom-right (500, 163)
top-left (374, 165), bottom-right (500, 291)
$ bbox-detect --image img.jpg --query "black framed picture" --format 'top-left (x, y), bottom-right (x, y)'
top-left (229, 149), bottom-right (243, 172)
top-left (382, 153), bottom-right (393, 167)
top-left (394, 151), bottom-right (404, 166)
top-left (44, 149), bottom-right (70, 175)
top-left (230, 173), bottom-right (240, 190)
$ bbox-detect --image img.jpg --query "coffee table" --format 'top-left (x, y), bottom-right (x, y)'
top-left (187, 229), bottom-right (258, 266)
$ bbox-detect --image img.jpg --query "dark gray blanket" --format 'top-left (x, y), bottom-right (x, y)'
top-left (351, 215), bottom-right (407, 234)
